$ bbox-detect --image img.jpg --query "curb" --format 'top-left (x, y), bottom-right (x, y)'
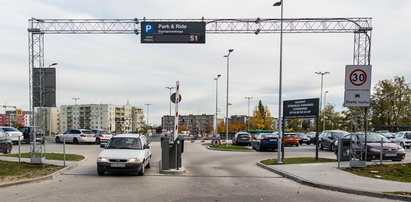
top-left (159, 161), bottom-right (186, 175)
top-left (256, 162), bottom-right (411, 201)
top-left (206, 146), bottom-right (253, 152)
top-left (0, 159), bottom-right (83, 188)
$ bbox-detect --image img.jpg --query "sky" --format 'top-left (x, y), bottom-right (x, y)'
top-left (1, 0), bottom-right (410, 126)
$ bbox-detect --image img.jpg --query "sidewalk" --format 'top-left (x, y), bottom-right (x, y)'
top-left (257, 160), bottom-right (411, 201)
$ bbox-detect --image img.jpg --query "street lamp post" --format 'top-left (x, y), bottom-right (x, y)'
top-left (315, 71), bottom-right (330, 131)
top-left (323, 90), bottom-right (329, 130)
top-left (72, 97), bottom-right (80, 129)
top-left (274, 0), bottom-right (283, 164)
top-left (245, 97), bottom-right (253, 130)
top-left (224, 49), bottom-right (234, 145)
top-left (214, 75), bottom-right (221, 136)
top-left (144, 104), bottom-right (151, 127)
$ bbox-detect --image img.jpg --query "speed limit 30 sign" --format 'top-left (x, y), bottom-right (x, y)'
top-left (344, 65), bottom-right (372, 107)
top-left (345, 65), bottom-right (371, 90)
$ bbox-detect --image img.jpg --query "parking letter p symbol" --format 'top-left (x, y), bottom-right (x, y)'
top-left (144, 24), bottom-right (154, 33)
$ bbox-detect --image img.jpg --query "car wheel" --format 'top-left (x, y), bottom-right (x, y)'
top-left (3, 143), bottom-right (12, 154)
top-left (97, 169), bottom-right (105, 176)
top-left (256, 144), bottom-right (261, 151)
top-left (319, 142), bottom-right (323, 150)
top-left (330, 144), bottom-right (334, 151)
top-left (73, 138), bottom-right (79, 144)
top-left (55, 137), bottom-right (60, 143)
top-left (138, 163), bottom-right (145, 176)
top-left (295, 144), bottom-right (299, 147)
top-left (145, 160), bottom-right (151, 168)
top-left (96, 138), bottom-right (101, 145)
top-left (400, 142), bottom-right (404, 148)
top-left (307, 142), bottom-right (310, 145)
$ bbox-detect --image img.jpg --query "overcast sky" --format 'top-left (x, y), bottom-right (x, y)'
top-left (1, 0), bottom-right (410, 125)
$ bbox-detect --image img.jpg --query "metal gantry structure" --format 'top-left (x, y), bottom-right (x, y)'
top-left (28, 17), bottom-right (372, 163)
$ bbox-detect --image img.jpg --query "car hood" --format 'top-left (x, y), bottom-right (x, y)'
top-left (367, 143), bottom-right (401, 150)
top-left (98, 149), bottom-right (145, 159)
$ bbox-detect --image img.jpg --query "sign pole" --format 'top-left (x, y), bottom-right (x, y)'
top-left (173, 81), bottom-right (180, 170)
top-left (315, 114), bottom-right (319, 160)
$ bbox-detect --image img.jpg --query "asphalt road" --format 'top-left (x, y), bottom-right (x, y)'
top-left (0, 142), bottom-right (407, 202)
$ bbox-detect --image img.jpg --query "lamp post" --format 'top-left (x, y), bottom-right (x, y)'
top-left (323, 90), bottom-right (329, 130)
top-left (72, 98), bottom-right (79, 128)
top-left (245, 97), bottom-right (253, 131)
top-left (144, 104), bottom-right (151, 127)
top-left (315, 71), bottom-right (330, 131)
top-left (224, 49), bottom-right (234, 145)
top-left (47, 63), bottom-right (57, 141)
top-left (214, 74), bottom-right (221, 136)
top-left (273, 0), bottom-right (283, 164)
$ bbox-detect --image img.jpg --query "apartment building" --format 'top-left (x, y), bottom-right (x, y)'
top-left (60, 104), bottom-right (144, 133)
top-left (35, 107), bottom-right (60, 135)
top-left (162, 114), bottom-right (214, 133)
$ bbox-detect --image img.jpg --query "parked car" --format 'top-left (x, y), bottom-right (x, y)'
top-left (97, 134), bottom-right (152, 176)
top-left (91, 130), bottom-right (113, 144)
top-left (319, 130), bottom-right (349, 151)
top-left (0, 126), bottom-right (23, 145)
top-left (296, 133), bottom-right (310, 145)
top-left (378, 132), bottom-right (395, 142)
top-left (306, 132), bottom-right (318, 144)
top-left (0, 130), bottom-right (12, 154)
top-left (17, 126), bottom-right (45, 144)
top-left (251, 133), bottom-right (278, 151)
top-left (232, 132), bottom-right (251, 146)
top-left (393, 131), bottom-right (411, 149)
top-left (55, 129), bottom-right (96, 144)
top-left (334, 133), bottom-right (406, 161)
top-left (283, 133), bottom-right (299, 147)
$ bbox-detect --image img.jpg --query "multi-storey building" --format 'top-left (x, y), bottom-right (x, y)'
top-left (60, 104), bottom-right (144, 133)
top-left (0, 110), bottom-right (29, 126)
top-left (35, 107), bottom-right (60, 135)
top-left (162, 114), bottom-right (214, 133)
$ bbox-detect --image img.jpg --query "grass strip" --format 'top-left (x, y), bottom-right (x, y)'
top-left (261, 157), bottom-right (336, 165)
top-left (202, 143), bottom-right (251, 150)
top-left (2, 153), bottom-right (84, 162)
top-left (384, 192), bottom-right (411, 196)
top-left (0, 160), bottom-right (62, 183)
top-left (342, 163), bottom-right (411, 183)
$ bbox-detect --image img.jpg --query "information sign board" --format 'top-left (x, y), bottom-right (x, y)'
top-left (141, 22), bottom-right (205, 44)
top-left (283, 98), bottom-right (319, 119)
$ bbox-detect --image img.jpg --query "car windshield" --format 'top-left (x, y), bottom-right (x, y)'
top-left (331, 132), bottom-right (348, 138)
top-left (81, 130), bottom-right (93, 134)
top-left (1, 127), bottom-right (18, 132)
top-left (405, 133), bottom-right (411, 139)
top-left (285, 134), bottom-right (296, 137)
top-left (107, 138), bottom-right (142, 150)
top-left (101, 131), bottom-right (111, 134)
top-left (238, 134), bottom-right (250, 138)
top-left (297, 133), bottom-right (305, 137)
top-left (356, 134), bottom-right (391, 143)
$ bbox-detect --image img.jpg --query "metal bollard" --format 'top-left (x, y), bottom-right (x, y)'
top-left (18, 135), bottom-right (21, 163)
top-left (380, 137), bottom-right (383, 165)
top-left (337, 137), bottom-right (341, 169)
top-left (63, 138), bottom-right (66, 167)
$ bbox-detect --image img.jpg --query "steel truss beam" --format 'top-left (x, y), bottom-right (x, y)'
top-left (27, 17), bottom-right (372, 153)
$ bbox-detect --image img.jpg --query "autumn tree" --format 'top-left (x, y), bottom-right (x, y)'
top-left (178, 125), bottom-right (188, 133)
top-left (370, 76), bottom-right (411, 126)
top-left (249, 100), bottom-right (274, 130)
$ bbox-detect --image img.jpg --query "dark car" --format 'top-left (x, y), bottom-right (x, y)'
top-left (334, 133), bottom-right (406, 161)
top-left (232, 132), bottom-right (251, 146)
top-left (251, 133), bottom-right (278, 151)
top-left (0, 130), bottom-right (12, 154)
top-left (319, 130), bottom-right (349, 151)
top-left (306, 132), bottom-right (318, 144)
top-left (17, 126), bottom-right (45, 144)
top-left (296, 133), bottom-right (310, 145)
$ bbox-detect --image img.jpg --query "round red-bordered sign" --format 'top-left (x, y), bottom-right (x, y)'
top-left (349, 69), bottom-right (367, 86)
top-left (212, 138), bottom-right (221, 147)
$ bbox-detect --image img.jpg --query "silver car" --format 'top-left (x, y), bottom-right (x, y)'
top-left (393, 131), bottom-right (411, 149)
top-left (0, 126), bottom-right (23, 145)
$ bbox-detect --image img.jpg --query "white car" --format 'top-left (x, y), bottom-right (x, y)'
top-left (0, 126), bottom-right (23, 145)
top-left (55, 129), bottom-right (96, 144)
top-left (393, 131), bottom-right (411, 149)
top-left (97, 134), bottom-right (151, 176)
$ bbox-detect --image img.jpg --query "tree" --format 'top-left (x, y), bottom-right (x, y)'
top-left (370, 76), bottom-right (411, 126)
top-left (230, 120), bottom-right (246, 133)
top-left (286, 118), bottom-right (302, 132)
top-left (319, 104), bottom-right (345, 131)
top-left (178, 125), bottom-right (188, 133)
top-left (249, 100), bottom-right (274, 130)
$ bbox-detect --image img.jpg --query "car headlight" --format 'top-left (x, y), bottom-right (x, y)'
top-left (369, 148), bottom-right (381, 153)
top-left (97, 157), bottom-right (109, 162)
top-left (398, 147), bottom-right (405, 153)
top-left (128, 158), bottom-right (140, 163)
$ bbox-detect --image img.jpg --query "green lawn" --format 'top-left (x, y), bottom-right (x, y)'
top-left (261, 157), bottom-right (336, 165)
top-left (0, 160), bottom-right (62, 183)
top-left (203, 143), bottom-right (251, 151)
top-left (2, 153), bottom-right (84, 162)
top-left (343, 163), bottom-right (411, 183)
